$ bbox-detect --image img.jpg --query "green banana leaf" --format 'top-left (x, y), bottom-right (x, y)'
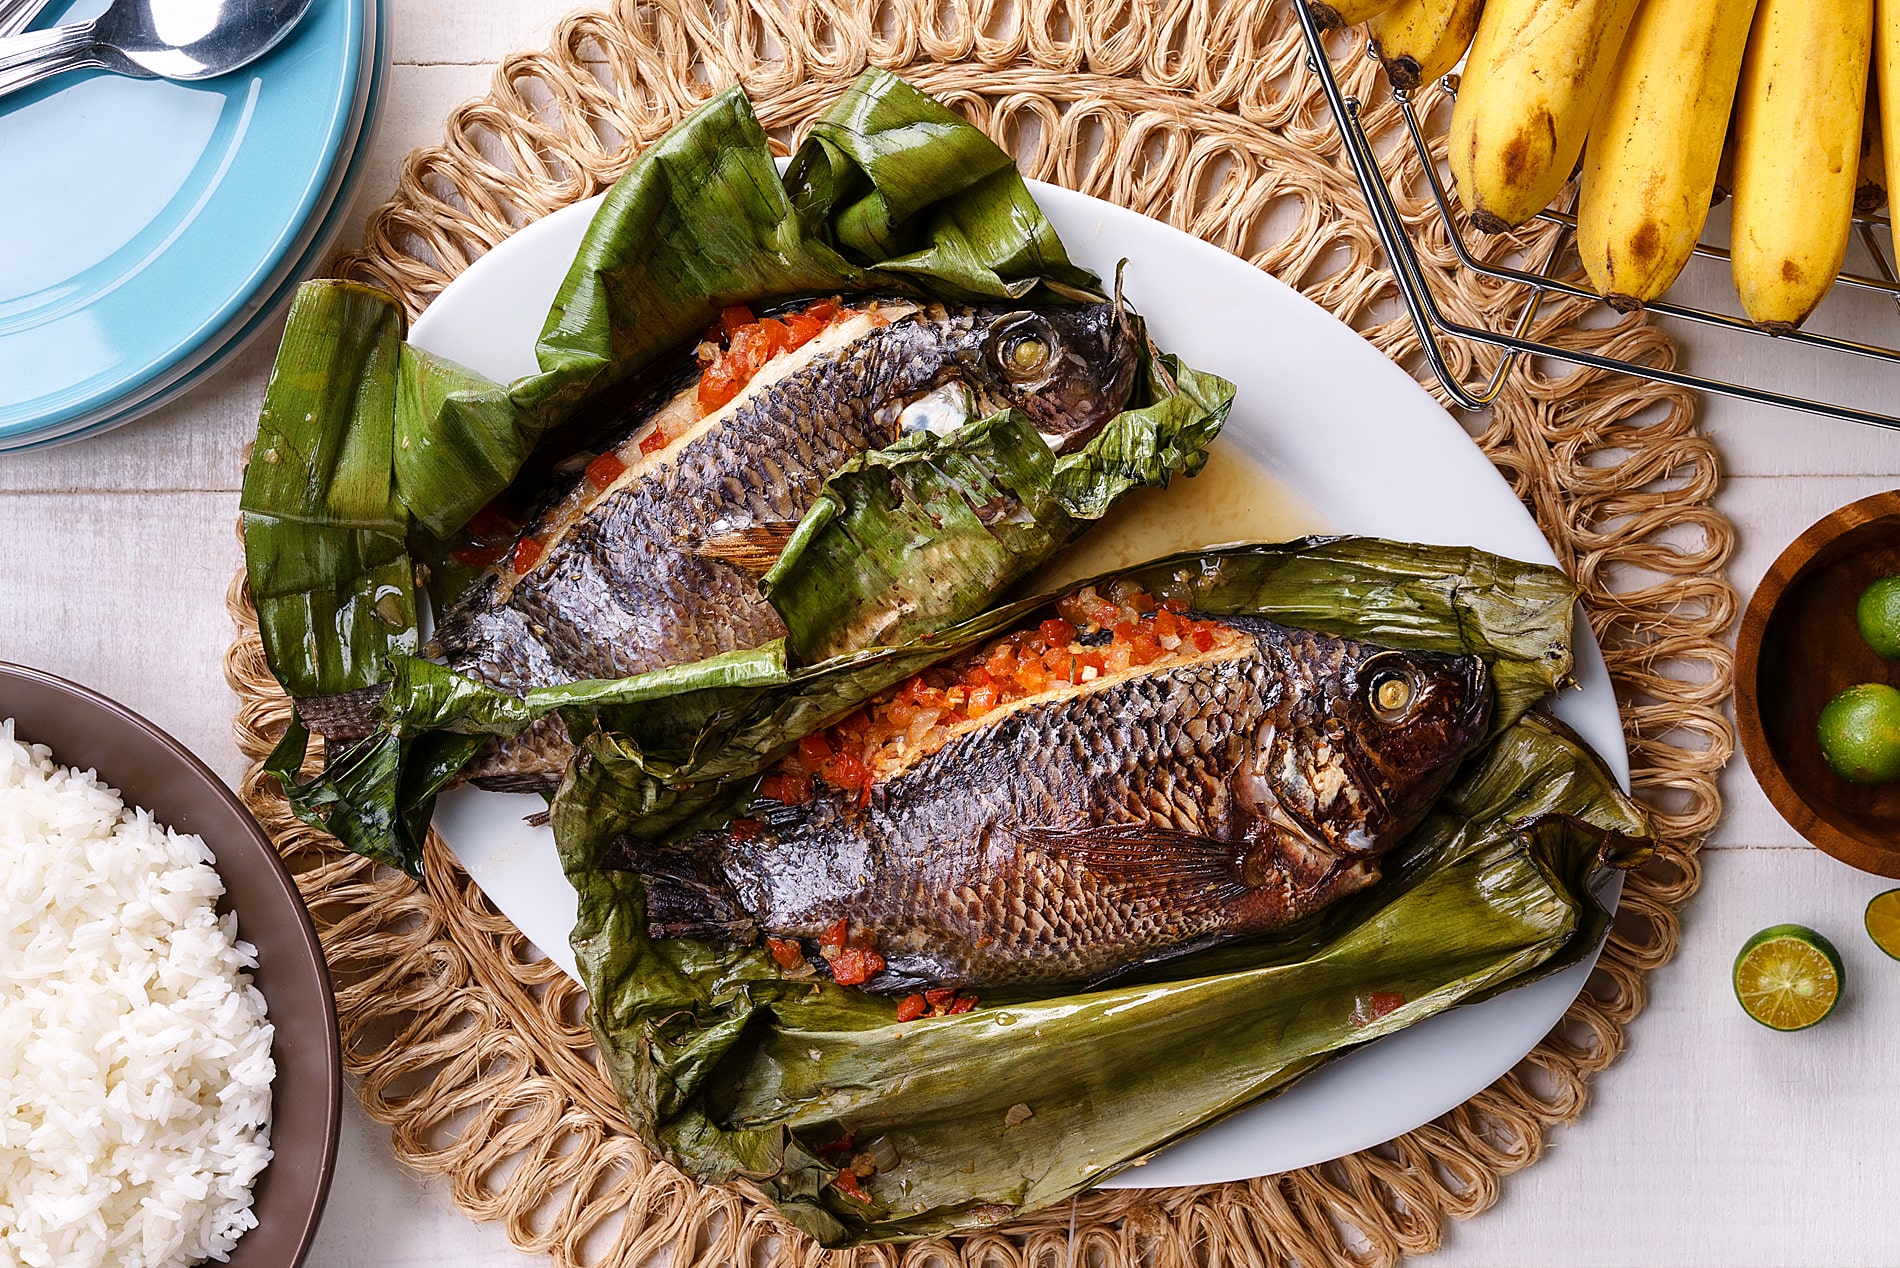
top-left (554, 574), bottom-right (1641, 1247)
top-left (242, 70), bottom-right (1233, 874)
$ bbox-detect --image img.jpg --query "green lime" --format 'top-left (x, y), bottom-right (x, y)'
top-left (1867, 889), bottom-right (1900, 961)
top-left (1817, 683), bottom-right (1900, 784)
top-left (1858, 576), bottom-right (1900, 659)
top-left (1733, 924), bottom-right (1843, 1031)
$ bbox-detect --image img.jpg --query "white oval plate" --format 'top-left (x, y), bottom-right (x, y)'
top-left (409, 182), bottom-right (1628, 1187)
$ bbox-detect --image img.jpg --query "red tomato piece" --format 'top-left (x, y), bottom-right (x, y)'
top-left (1368, 991), bottom-right (1406, 1019)
top-left (1039, 618), bottom-right (1078, 647)
top-left (833, 1169), bottom-right (870, 1202)
top-left (718, 305), bottom-right (755, 338)
top-left (895, 993), bottom-right (927, 1022)
top-left (831, 945), bottom-right (886, 986)
top-left (1190, 626), bottom-right (1216, 652)
top-left (465, 501), bottom-right (518, 542)
top-left (799, 734), bottom-right (834, 767)
top-left (758, 774), bottom-right (786, 802)
top-left (780, 772), bottom-right (813, 805)
top-left (923, 987), bottom-right (957, 1010)
top-left (512, 538), bottom-right (544, 575)
top-left (945, 995), bottom-right (977, 1015)
top-left (784, 312), bottom-right (825, 349)
top-left (450, 546), bottom-right (505, 569)
top-left (696, 359), bottom-right (747, 414)
top-left (765, 936), bottom-right (804, 970)
top-left (805, 296), bottom-right (842, 323)
top-left (1153, 607), bottom-right (1180, 640)
top-left (729, 818), bottom-right (763, 843)
top-left (585, 452), bottom-right (627, 489)
top-left (819, 917), bottom-right (851, 951)
top-left (638, 427), bottom-right (669, 457)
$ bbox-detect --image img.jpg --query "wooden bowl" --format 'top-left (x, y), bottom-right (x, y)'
top-left (1737, 490), bottom-right (1900, 878)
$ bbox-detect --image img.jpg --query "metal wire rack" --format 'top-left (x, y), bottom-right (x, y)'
top-left (1293, 4), bottom-right (1900, 429)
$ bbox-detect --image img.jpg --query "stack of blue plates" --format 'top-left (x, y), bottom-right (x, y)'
top-left (0, 0), bottom-right (385, 451)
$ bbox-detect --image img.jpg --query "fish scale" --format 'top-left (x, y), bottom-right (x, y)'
top-left (628, 616), bottom-right (1492, 988)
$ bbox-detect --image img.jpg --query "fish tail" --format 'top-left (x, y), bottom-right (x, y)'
top-left (295, 684), bottom-right (389, 741)
top-left (613, 833), bottom-right (757, 942)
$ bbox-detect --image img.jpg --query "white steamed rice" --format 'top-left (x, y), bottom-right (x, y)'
top-left (0, 720), bottom-right (275, 1268)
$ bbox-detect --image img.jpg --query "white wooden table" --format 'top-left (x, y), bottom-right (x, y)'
top-left (3, 5), bottom-right (1898, 1264)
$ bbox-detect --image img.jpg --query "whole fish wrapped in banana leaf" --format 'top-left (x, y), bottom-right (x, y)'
top-left (299, 294), bottom-right (1141, 790)
top-left (614, 581), bottom-right (1491, 988)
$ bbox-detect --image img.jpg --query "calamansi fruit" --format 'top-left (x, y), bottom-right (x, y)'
top-left (1866, 889), bottom-right (1900, 962)
top-left (1857, 576), bottom-right (1900, 659)
top-left (1817, 683), bottom-right (1900, 784)
top-left (1733, 924), bottom-right (1844, 1031)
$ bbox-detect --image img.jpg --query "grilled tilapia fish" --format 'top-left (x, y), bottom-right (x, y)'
top-left (301, 295), bottom-right (1141, 790)
top-left (617, 600), bottom-right (1493, 990)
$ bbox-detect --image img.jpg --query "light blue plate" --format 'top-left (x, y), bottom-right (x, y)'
top-left (8, 0), bottom-right (384, 450)
top-left (0, 0), bottom-right (365, 446)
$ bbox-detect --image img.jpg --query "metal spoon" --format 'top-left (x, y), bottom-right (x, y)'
top-left (0, 0), bottom-right (312, 101)
top-left (0, 0), bottom-right (57, 40)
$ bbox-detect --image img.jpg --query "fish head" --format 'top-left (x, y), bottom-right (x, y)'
top-left (974, 300), bottom-right (1140, 450)
top-left (1234, 639), bottom-right (1491, 865)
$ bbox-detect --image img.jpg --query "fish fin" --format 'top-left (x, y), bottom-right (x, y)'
top-left (691, 524), bottom-right (800, 577)
top-left (612, 834), bottom-right (758, 943)
top-left (1019, 823), bottom-right (1250, 899)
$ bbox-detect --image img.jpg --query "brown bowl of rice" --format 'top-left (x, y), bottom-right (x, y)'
top-left (0, 663), bottom-right (340, 1268)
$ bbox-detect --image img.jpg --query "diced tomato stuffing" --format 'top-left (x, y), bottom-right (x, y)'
top-left (765, 936), bottom-right (805, 970)
top-left (833, 1169), bottom-right (870, 1202)
top-left (450, 545), bottom-right (505, 568)
top-left (638, 426), bottom-right (670, 457)
top-left (819, 917), bottom-right (851, 951)
top-left (584, 452), bottom-right (627, 489)
top-left (895, 993), bottom-right (927, 1022)
top-left (696, 299), bottom-right (846, 416)
top-left (730, 818), bottom-right (763, 843)
top-left (924, 987), bottom-right (957, 1010)
top-left (946, 995), bottom-right (977, 1015)
top-left (512, 538), bottom-right (544, 574)
top-left (831, 945), bottom-right (886, 986)
top-left (754, 582), bottom-right (1233, 810)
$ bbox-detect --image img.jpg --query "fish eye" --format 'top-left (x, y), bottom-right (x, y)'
top-left (990, 315), bottom-right (1056, 383)
top-left (1366, 665), bottom-right (1419, 724)
top-left (1008, 337), bottom-right (1049, 374)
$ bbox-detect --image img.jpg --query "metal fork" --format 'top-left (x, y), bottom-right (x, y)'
top-left (0, 0), bottom-right (57, 39)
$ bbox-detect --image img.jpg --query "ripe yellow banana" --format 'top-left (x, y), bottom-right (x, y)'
top-left (1859, 91), bottom-right (1887, 213)
top-left (1449, 0), bottom-right (1643, 232)
top-left (1878, 0), bottom-right (1900, 221)
top-left (1576, 0), bottom-right (1759, 310)
top-left (1368, 0), bottom-right (1485, 93)
top-left (1306, 0), bottom-right (1402, 31)
top-left (1731, 0), bottom-right (1872, 332)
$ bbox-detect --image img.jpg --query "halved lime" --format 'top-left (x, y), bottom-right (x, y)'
top-left (1733, 924), bottom-right (1843, 1031)
top-left (1866, 889), bottom-right (1900, 962)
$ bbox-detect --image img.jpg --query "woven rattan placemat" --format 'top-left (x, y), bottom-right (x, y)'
top-left (224, 2), bottom-right (1737, 1262)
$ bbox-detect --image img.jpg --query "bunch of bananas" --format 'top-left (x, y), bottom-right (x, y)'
top-left (1317, 0), bottom-right (1897, 332)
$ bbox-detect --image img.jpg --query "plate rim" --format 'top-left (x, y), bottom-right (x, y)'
top-left (0, 0), bottom-right (368, 440)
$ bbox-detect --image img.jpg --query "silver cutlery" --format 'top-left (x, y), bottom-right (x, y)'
top-left (0, 0), bottom-right (312, 100)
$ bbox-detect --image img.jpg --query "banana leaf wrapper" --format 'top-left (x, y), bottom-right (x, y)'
top-left (556, 601), bottom-right (1646, 1248)
top-left (242, 70), bottom-right (1232, 874)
